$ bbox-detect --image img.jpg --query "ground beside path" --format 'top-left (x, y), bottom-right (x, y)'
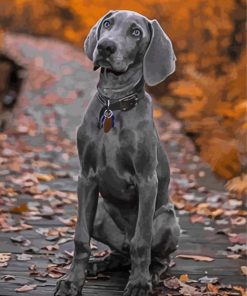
top-left (0, 34), bottom-right (246, 296)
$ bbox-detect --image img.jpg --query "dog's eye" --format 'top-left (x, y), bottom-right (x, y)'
top-left (132, 29), bottom-right (142, 37)
top-left (103, 20), bottom-right (111, 29)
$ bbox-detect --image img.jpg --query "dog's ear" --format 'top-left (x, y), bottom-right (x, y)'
top-left (84, 10), bottom-right (116, 61)
top-left (143, 20), bottom-right (176, 86)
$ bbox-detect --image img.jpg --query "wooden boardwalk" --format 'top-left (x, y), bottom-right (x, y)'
top-left (0, 210), bottom-right (245, 295)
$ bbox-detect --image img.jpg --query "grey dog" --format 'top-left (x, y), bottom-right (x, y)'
top-left (54, 10), bottom-right (180, 296)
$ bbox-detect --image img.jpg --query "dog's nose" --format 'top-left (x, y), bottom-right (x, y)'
top-left (97, 40), bottom-right (116, 57)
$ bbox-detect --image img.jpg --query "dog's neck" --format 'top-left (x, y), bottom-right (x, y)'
top-left (97, 63), bottom-right (145, 100)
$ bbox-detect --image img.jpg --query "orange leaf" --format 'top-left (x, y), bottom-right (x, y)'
top-left (153, 108), bottom-right (162, 119)
top-left (179, 274), bottom-right (189, 282)
top-left (10, 203), bottom-right (29, 214)
top-left (34, 173), bottom-right (54, 182)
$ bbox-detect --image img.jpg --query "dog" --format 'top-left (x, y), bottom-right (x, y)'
top-left (55, 10), bottom-right (180, 296)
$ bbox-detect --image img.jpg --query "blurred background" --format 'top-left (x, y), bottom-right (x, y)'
top-left (0, 0), bottom-right (246, 190)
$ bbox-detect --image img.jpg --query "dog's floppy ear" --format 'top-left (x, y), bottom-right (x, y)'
top-left (84, 10), bottom-right (116, 61)
top-left (143, 20), bottom-right (176, 86)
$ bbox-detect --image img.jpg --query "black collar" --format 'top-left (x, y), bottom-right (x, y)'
top-left (97, 77), bottom-right (144, 130)
top-left (97, 92), bottom-right (139, 112)
top-left (97, 76), bottom-right (144, 111)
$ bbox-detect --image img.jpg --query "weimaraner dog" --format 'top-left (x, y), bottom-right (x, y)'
top-left (55, 10), bottom-right (180, 296)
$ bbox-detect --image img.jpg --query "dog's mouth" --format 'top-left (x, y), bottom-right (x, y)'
top-left (93, 59), bottom-right (127, 76)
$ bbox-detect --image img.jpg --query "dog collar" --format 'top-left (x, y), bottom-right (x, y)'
top-left (97, 76), bottom-right (144, 133)
top-left (97, 92), bottom-right (139, 133)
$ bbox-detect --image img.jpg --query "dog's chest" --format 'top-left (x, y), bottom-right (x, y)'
top-left (83, 126), bottom-right (137, 200)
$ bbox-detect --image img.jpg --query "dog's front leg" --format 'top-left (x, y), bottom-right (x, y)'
top-left (124, 174), bottom-right (157, 296)
top-left (54, 175), bottom-right (98, 296)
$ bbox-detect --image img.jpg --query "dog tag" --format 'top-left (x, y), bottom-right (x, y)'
top-left (103, 116), bottom-right (113, 133)
top-left (100, 109), bottom-right (115, 133)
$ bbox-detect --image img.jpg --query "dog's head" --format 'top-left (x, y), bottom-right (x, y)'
top-left (84, 10), bottom-right (176, 86)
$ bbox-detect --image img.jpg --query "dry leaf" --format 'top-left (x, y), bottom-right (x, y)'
top-left (233, 286), bottom-right (246, 296)
top-left (227, 254), bottom-right (241, 259)
top-left (240, 266), bottom-right (247, 276)
top-left (231, 217), bottom-right (246, 226)
top-left (210, 208), bottom-right (224, 218)
top-left (153, 108), bottom-right (162, 119)
top-left (10, 203), bottom-right (29, 214)
top-left (0, 253), bottom-right (11, 262)
top-left (1, 274), bottom-right (15, 281)
top-left (207, 283), bottom-right (219, 293)
top-left (163, 277), bottom-right (181, 290)
top-left (198, 276), bottom-right (218, 284)
top-left (179, 282), bottom-right (197, 295)
top-left (44, 244), bottom-right (59, 251)
top-left (176, 254), bottom-right (214, 262)
top-left (15, 284), bottom-right (37, 292)
top-left (0, 253), bottom-right (11, 267)
top-left (34, 173), bottom-right (54, 182)
top-left (190, 215), bottom-right (205, 224)
top-left (16, 254), bottom-right (32, 261)
top-left (179, 274), bottom-right (189, 282)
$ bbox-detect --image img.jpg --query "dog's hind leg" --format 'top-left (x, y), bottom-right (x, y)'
top-left (150, 204), bottom-right (180, 285)
top-left (89, 197), bottom-right (130, 274)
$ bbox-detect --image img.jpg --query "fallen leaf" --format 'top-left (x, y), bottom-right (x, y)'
top-left (25, 247), bottom-right (40, 254)
top-left (57, 237), bottom-right (73, 245)
top-left (190, 215), bottom-right (205, 224)
top-left (227, 244), bottom-right (247, 254)
top-left (153, 108), bottom-right (162, 119)
top-left (240, 266), bottom-right (247, 276)
top-left (58, 217), bottom-right (77, 226)
top-left (1, 275), bottom-right (15, 281)
top-left (0, 253), bottom-right (11, 262)
top-left (29, 264), bottom-right (37, 271)
top-left (227, 254), bottom-right (241, 259)
top-left (0, 253), bottom-right (11, 267)
top-left (10, 235), bottom-right (26, 243)
top-left (199, 276), bottom-right (219, 284)
top-left (15, 284), bottom-right (37, 292)
top-left (231, 217), bottom-right (246, 226)
top-left (229, 235), bottom-right (246, 245)
top-left (163, 277), bottom-right (180, 290)
top-left (34, 173), bottom-right (54, 182)
top-left (16, 254), bottom-right (32, 261)
top-left (176, 254), bottom-right (214, 262)
top-left (48, 272), bottom-right (64, 279)
top-left (210, 208), bottom-right (224, 218)
top-left (179, 282), bottom-right (197, 295)
top-left (10, 203), bottom-right (29, 214)
top-left (233, 286), bottom-right (246, 296)
top-left (43, 244), bottom-right (59, 251)
top-left (207, 283), bottom-right (219, 293)
top-left (179, 274), bottom-right (189, 282)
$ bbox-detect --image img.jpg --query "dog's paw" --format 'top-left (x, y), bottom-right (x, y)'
top-left (54, 279), bottom-right (83, 296)
top-left (123, 278), bottom-right (152, 296)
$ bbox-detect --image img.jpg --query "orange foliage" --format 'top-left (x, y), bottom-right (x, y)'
top-left (0, 0), bottom-right (246, 180)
